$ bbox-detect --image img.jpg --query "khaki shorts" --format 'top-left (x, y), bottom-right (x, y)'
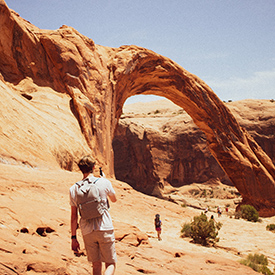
top-left (82, 230), bottom-right (117, 263)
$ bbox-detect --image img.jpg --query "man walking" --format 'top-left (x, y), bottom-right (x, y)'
top-left (70, 155), bottom-right (117, 275)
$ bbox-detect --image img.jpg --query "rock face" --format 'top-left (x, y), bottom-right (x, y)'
top-left (0, 0), bottom-right (275, 215)
top-left (113, 100), bottom-right (232, 195)
top-left (113, 99), bottom-right (275, 197)
top-left (228, 100), bottom-right (275, 166)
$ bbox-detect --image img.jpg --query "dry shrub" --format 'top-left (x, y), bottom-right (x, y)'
top-left (181, 213), bottom-right (222, 246)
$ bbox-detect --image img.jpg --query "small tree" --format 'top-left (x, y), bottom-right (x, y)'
top-left (240, 205), bottom-right (259, 222)
top-left (181, 213), bottom-right (222, 246)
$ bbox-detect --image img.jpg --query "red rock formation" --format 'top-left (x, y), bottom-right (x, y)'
top-left (113, 102), bottom-right (232, 195)
top-left (113, 99), bottom-right (275, 198)
top-left (0, 0), bottom-right (275, 215)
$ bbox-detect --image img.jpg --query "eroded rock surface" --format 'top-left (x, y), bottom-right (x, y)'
top-left (114, 100), bottom-right (231, 196)
top-left (0, 0), bottom-right (275, 215)
top-left (1, 164), bottom-right (267, 275)
top-left (113, 99), bottom-right (275, 197)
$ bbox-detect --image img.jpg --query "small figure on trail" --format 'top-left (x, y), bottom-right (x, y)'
top-left (155, 214), bottom-right (162, 241)
top-left (217, 206), bottom-right (222, 217)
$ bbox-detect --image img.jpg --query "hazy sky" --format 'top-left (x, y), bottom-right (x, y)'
top-left (5, 0), bottom-right (275, 104)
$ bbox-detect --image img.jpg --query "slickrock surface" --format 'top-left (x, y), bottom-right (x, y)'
top-left (1, 163), bottom-right (275, 274)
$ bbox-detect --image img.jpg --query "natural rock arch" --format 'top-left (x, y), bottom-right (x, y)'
top-left (110, 47), bottom-right (275, 216)
top-left (1, 0), bottom-right (275, 216)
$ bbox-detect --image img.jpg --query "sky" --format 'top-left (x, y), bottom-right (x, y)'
top-left (5, 0), bottom-right (275, 105)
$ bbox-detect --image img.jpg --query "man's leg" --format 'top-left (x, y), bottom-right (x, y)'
top-left (92, 261), bottom-right (102, 275)
top-left (105, 263), bottom-right (116, 275)
top-left (99, 230), bottom-right (117, 274)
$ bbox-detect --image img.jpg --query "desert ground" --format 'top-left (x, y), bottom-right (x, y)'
top-left (1, 161), bottom-right (275, 274)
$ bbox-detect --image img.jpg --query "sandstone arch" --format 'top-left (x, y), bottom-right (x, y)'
top-left (1, 0), bottom-right (275, 216)
top-left (110, 48), bottom-right (275, 216)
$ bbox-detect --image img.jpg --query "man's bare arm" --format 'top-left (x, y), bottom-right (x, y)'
top-left (109, 193), bottom-right (117, 203)
top-left (71, 206), bottom-right (78, 235)
top-left (71, 206), bottom-right (80, 252)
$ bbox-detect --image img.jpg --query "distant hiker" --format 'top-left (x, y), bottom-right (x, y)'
top-left (204, 207), bottom-right (208, 214)
top-left (155, 214), bottom-right (162, 241)
top-left (70, 155), bottom-right (117, 275)
top-left (217, 206), bottom-right (222, 217)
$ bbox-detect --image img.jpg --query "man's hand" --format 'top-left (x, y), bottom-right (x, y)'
top-left (71, 238), bottom-right (80, 253)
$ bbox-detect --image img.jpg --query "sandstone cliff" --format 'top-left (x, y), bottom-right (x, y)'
top-left (0, 0), bottom-right (275, 215)
top-left (114, 99), bottom-right (275, 197)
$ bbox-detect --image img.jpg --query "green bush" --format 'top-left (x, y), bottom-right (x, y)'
top-left (266, 224), bottom-right (275, 232)
top-left (240, 253), bottom-right (273, 275)
top-left (181, 223), bottom-right (191, 237)
top-left (240, 204), bottom-right (259, 222)
top-left (247, 253), bottom-right (268, 266)
top-left (259, 265), bottom-right (274, 275)
top-left (181, 213), bottom-right (222, 246)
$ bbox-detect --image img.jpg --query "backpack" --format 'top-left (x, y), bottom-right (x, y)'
top-left (76, 178), bottom-right (108, 219)
top-left (155, 218), bottom-right (161, 228)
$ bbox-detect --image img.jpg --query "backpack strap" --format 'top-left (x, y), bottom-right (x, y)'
top-left (76, 176), bottom-right (99, 187)
top-left (91, 178), bottom-right (100, 184)
top-left (75, 180), bottom-right (84, 188)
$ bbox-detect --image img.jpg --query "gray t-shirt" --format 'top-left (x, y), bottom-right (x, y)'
top-left (70, 174), bottom-right (115, 236)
